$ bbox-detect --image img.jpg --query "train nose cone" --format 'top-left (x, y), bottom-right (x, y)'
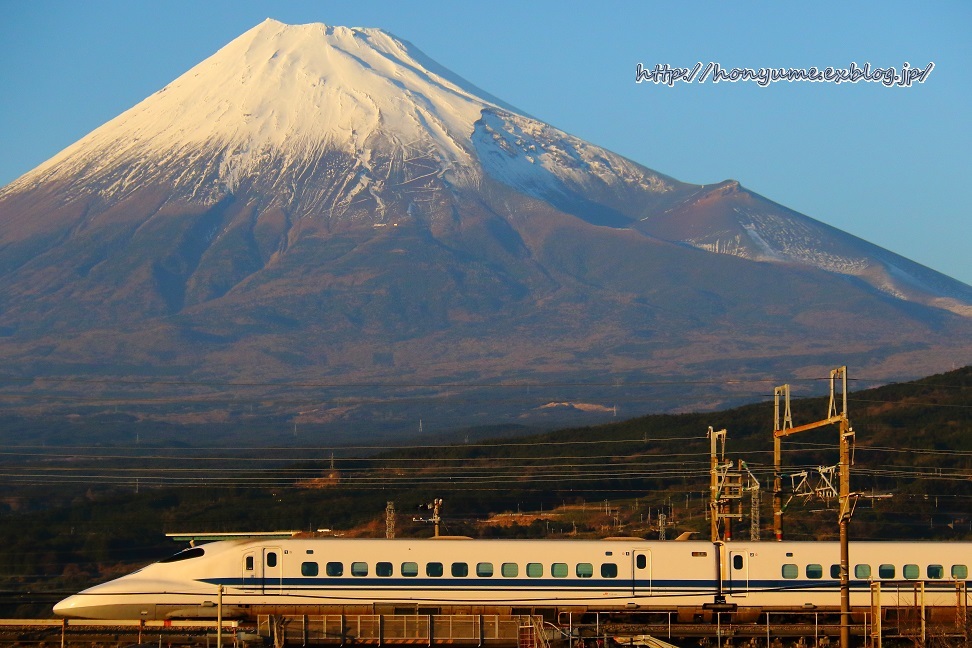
top-left (53, 594), bottom-right (80, 617)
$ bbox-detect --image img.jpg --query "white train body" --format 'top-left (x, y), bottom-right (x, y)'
top-left (54, 537), bottom-right (972, 621)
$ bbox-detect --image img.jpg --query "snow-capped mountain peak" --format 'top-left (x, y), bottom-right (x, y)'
top-left (4, 19), bottom-right (516, 207)
top-left (6, 18), bottom-right (680, 227)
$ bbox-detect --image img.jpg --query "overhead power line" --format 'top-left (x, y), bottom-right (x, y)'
top-left (0, 373), bottom-right (890, 389)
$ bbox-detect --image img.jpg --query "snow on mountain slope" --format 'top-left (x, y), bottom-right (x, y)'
top-left (632, 180), bottom-right (972, 314)
top-left (472, 110), bottom-right (677, 202)
top-left (2, 19), bottom-right (687, 230)
top-left (1, 20), bottom-right (498, 212)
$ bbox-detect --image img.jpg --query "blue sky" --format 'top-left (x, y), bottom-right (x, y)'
top-left (2, 1), bottom-right (970, 285)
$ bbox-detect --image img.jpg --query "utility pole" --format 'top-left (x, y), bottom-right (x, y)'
top-left (385, 501), bottom-right (396, 539)
top-left (414, 498), bottom-right (443, 537)
top-left (836, 370), bottom-right (855, 648)
top-left (708, 427), bottom-right (744, 542)
top-left (217, 584), bottom-right (223, 648)
top-left (709, 427), bottom-right (726, 542)
top-left (739, 461), bottom-right (761, 541)
top-left (773, 384), bottom-right (792, 541)
top-left (749, 485), bottom-right (761, 541)
top-left (773, 366), bottom-right (856, 648)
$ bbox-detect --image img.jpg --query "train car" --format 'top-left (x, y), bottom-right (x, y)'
top-left (53, 537), bottom-right (972, 622)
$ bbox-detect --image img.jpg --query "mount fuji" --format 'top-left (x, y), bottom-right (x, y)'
top-left (1, 19), bottom-right (970, 435)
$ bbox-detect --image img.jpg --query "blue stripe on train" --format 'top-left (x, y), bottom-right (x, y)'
top-left (198, 576), bottom-right (929, 593)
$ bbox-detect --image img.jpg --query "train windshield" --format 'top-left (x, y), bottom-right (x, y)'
top-left (158, 547), bottom-right (206, 563)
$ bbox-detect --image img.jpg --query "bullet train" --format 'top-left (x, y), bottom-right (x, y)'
top-left (54, 537), bottom-right (972, 621)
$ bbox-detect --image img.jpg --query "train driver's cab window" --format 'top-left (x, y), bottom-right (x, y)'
top-left (161, 547), bottom-right (205, 563)
top-left (855, 564), bottom-right (871, 579)
top-left (501, 563), bottom-right (518, 577)
top-left (401, 562), bottom-right (418, 577)
top-left (781, 564), bottom-right (798, 579)
top-left (266, 552), bottom-right (278, 568)
top-left (476, 562), bottom-right (493, 577)
top-left (427, 562), bottom-right (444, 577)
top-left (953, 565), bottom-right (969, 579)
top-left (301, 562), bottom-right (319, 577)
top-left (377, 562), bottom-right (393, 577)
top-left (551, 563), bottom-right (568, 578)
top-left (806, 564), bottom-right (823, 579)
top-left (576, 563), bottom-right (593, 578)
top-left (878, 564), bottom-right (895, 579)
top-left (601, 563), bottom-right (618, 578)
top-left (927, 565), bottom-right (944, 579)
top-left (903, 564), bottom-right (919, 580)
top-left (326, 562), bottom-right (343, 576)
top-left (351, 562), bottom-right (368, 577)
top-left (526, 563), bottom-right (543, 578)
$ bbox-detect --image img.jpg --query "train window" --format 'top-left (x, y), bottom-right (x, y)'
top-left (831, 565), bottom-right (840, 579)
top-left (527, 563), bottom-right (543, 578)
top-left (377, 562), bottom-right (393, 577)
top-left (601, 563), bottom-right (618, 578)
top-left (806, 564), bottom-right (823, 579)
top-left (245, 556), bottom-right (254, 571)
top-left (878, 564), bottom-right (895, 579)
top-left (326, 562), bottom-right (343, 576)
top-left (301, 562), bottom-right (319, 577)
top-left (953, 565), bottom-right (969, 579)
top-left (551, 563), bottom-right (568, 578)
top-left (351, 562), bottom-right (368, 577)
top-left (476, 562), bottom-right (493, 577)
top-left (502, 563), bottom-right (518, 577)
top-left (903, 564), bottom-right (919, 580)
top-left (733, 555), bottom-right (743, 570)
top-left (637, 555), bottom-right (648, 569)
top-left (927, 565), bottom-right (944, 579)
top-left (576, 563), bottom-right (593, 578)
top-left (267, 553), bottom-right (278, 568)
top-left (781, 564), bottom-right (798, 579)
top-left (401, 562), bottom-right (418, 577)
top-left (854, 565), bottom-right (871, 579)
top-left (306, 550), bottom-right (314, 554)
top-left (452, 563), bottom-right (469, 577)
top-left (160, 547), bottom-right (205, 563)
top-left (427, 562), bottom-right (444, 577)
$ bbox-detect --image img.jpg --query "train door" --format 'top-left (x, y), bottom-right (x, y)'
top-left (727, 548), bottom-right (749, 597)
top-left (633, 550), bottom-right (652, 595)
top-left (242, 550), bottom-right (262, 591)
top-left (263, 547), bottom-right (283, 594)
